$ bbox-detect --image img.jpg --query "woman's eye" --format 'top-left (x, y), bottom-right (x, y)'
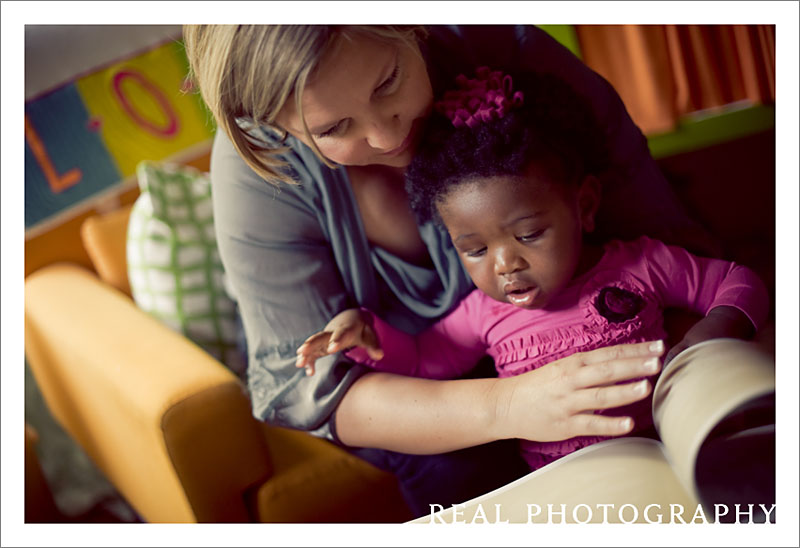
top-left (375, 63), bottom-right (400, 96)
top-left (519, 230), bottom-right (545, 242)
top-left (315, 119), bottom-right (348, 139)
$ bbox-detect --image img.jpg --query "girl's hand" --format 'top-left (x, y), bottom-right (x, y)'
top-left (494, 340), bottom-right (665, 442)
top-left (664, 305), bottom-right (756, 364)
top-left (295, 308), bottom-right (384, 376)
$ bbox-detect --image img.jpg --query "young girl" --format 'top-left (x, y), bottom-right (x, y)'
top-left (295, 68), bottom-right (769, 471)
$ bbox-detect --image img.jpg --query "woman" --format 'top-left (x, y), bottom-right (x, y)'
top-left (182, 25), bottom-right (713, 516)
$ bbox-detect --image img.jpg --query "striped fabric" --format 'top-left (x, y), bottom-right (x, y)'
top-left (127, 161), bottom-right (245, 377)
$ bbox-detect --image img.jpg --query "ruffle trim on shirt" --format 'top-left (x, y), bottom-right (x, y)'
top-left (492, 269), bottom-right (663, 370)
top-left (521, 434), bottom-right (612, 468)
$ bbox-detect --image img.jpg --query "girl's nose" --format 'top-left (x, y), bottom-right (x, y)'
top-left (365, 112), bottom-right (402, 151)
top-left (494, 247), bottom-right (526, 276)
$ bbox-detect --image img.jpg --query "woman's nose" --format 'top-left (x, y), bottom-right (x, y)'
top-left (364, 112), bottom-right (401, 150)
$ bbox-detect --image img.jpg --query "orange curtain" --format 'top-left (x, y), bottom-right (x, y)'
top-left (575, 25), bottom-right (775, 135)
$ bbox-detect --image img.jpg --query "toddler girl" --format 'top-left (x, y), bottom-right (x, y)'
top-left (296, 68), bottom-right (769, 470)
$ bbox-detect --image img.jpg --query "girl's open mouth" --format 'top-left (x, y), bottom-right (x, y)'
top-left (504, 284), bottom-right (539, 307)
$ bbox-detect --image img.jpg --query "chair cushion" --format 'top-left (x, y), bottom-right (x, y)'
top-left (126, 161), bottom-right (245, 377)
top-left (252, 424), bottom-right (413, 523)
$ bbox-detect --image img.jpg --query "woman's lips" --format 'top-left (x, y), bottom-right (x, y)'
top-left (382, 120), bottom-right (420, 157)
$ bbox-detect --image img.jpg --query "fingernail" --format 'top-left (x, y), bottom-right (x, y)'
top-left (644, 357), bottom-right (660, 372)
top-left (649, 340), bottom-right (664, 353)
top-left (635, 379), bottom-right (649, 394)
top-left (305, 366), bottom-right (313, 376)
top-left (620, 418), bottom-right (633, 431)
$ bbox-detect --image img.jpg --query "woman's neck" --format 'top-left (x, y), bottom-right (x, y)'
top-left (346, 164), bottom-right (432, 267)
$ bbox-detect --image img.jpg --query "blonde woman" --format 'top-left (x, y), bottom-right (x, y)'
top-left (183, 25), bottom-right (713, 516)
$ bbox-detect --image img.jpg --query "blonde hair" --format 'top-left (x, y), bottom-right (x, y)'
top-left (183, 25), bottom-right (427, 185)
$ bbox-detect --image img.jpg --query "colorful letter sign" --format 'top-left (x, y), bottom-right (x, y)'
top-left (25, 41), bottom-right (215, 230)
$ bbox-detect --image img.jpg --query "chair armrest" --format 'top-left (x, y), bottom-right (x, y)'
top-left (24, 264), bottom-right (272, 522)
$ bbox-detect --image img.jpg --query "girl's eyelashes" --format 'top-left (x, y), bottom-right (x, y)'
top-left (463, 247), bottom-right (487, 258)
top-left (518, 229), bottom-right (545, 242)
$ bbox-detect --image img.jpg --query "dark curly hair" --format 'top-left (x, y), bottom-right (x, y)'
top-left (405, 71), bottom-right (610, 225)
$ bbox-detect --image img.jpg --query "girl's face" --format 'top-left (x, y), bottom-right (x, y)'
top-left (277, 33), bottom-right (433, 169)
top-left (438, 166), bottom-right (600, 310)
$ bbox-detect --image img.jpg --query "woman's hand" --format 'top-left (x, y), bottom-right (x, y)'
top-left (492, 340), bottom-right (665, 442)
top-left (295, 308), bottom-right (384, 376)
top-left (664, 305), bottom-right (756, 364)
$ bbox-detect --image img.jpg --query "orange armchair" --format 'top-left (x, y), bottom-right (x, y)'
top-left (24, 204), bottom-right (412, 523)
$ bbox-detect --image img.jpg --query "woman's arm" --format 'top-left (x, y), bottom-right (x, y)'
top-left (335, 340), bottom-right (664, 453)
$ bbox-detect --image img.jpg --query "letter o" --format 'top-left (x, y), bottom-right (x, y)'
top-left (618, 503), bottom-right (639, 524)
top-left (571, 504), bottom-right (593, 524)
top-left (112, 69), bottom-right (179, 137)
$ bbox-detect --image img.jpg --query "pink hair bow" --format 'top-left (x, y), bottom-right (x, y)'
top-left (435, 66), bottom-right (525, 129)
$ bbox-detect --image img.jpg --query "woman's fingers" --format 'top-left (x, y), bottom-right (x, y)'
top-left (571, 378), bottom-right (652, 413)
top-left (498, 341), bottom-right (667, 442)
top-left (567, 340), bottom-right (664, 388)
top-left (572, 355), bottom-right (661, 389)
top-left (577, 340), bottom-right (664, 367)
top-left (567, 413), bottom-right (635, 438)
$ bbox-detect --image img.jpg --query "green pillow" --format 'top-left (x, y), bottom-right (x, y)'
top-left (126, 161), bottom-right (245, 377)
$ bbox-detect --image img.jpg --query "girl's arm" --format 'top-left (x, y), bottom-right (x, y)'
top-left (664, 305), bottom-right (757, 364)
top-left (297, 303), bottom-right (487, 380)
top-left (640, 237), bottom-right (770, 363)
top-left (345, 304), bottom-right (488, 379)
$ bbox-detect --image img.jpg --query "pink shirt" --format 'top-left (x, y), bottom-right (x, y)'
top-left (348, 237), bottom-right (769, 469)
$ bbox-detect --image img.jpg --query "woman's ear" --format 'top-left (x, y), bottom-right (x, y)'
top-left (578, 175), bottom-right (602, 233)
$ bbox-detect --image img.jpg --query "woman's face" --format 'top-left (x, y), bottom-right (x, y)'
top-left (276, 33), bottom-right (433, 169)
top-left (438, 167), bottom-right (600, 310)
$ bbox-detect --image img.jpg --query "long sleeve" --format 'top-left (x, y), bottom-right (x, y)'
top-left (211, 131), bottom-right (366, 439)
top-left (345, 292), bottom-right (489, 380)
top-left (637, 237), bottom-right (770, 331)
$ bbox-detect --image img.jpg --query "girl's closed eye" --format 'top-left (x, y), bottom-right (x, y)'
top-left (463, 246), bottom-right (487, 258)
top-left (518, 229), bottom-right (546, 243)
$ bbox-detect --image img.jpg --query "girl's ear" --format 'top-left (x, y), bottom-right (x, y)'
top-left (578, 175), bottom-right (602, 233)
